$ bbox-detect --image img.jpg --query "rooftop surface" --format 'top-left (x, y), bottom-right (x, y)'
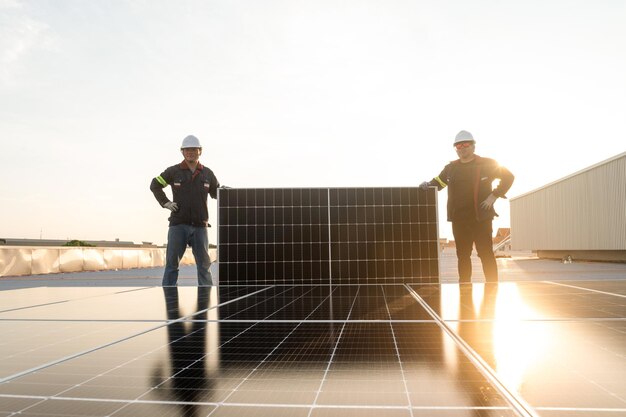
top-left (1, 253), bottom-right (625, 417)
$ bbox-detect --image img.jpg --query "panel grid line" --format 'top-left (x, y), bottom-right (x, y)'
top-left (0, 393), bottom-right (535, 411)
top-left (327, 188), bottom-right (333, 288)
top-left (4, 393), bottom-right (626, 413)
top-left (0, 287), bottom-right (153, 314)
top-left (544, 280), bottom-right (626, 298)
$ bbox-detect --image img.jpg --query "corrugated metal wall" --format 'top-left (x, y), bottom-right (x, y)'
top-left (511, 153), bottom-right (626, 250)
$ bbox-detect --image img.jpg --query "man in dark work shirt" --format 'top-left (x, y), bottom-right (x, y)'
top-left (420, 131), bottom-right (514, 282)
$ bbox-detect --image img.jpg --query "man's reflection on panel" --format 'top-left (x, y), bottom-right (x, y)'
top-left (458, 283), bottom-right (498, 368)
top-left (151, 287), bottom-right (217, 417)
top-left (454, 283), bottom-right (503, 415)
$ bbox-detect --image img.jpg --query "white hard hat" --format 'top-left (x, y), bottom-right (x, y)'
top-left (181, 135), bottom-right (202, 149)
top-left (453, 130), bottom-right (475, 145)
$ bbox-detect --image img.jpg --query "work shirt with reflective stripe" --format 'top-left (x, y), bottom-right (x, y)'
top-left (150, 161), bottom-right (220, 227)
top-left (426, 155), bottom-right (514, 222)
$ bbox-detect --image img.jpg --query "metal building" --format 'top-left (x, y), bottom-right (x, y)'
top-left (510, 152), bottom-right (626, 262)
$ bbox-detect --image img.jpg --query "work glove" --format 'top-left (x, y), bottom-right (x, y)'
top-left (163, 201), bottom-right (179, 212)
top-left (480, 193), bottom-right (497, 210)
top-left (219, 185), bottom-right (231, 189)
top-left (419, 181), bottom-right (430, 190)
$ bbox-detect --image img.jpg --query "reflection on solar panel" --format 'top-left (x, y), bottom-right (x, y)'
top-left (2, 281), bottom-right (625, 417)
top-left (217, 188), bottom-right (439, 285)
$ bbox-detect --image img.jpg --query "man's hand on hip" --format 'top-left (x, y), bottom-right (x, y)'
top-left (480, 193), bottom-right (497, 210)
top-left (163, 201), bottom-right (179, 212)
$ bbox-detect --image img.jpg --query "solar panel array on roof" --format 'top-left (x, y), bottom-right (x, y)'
top-left (217, 187), bottom-right (439, 285)
top-left (3, 282), bottom-right (625, 417)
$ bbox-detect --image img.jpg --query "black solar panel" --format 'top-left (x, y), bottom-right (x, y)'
top-left (217, 188), bottom-right (439, 285)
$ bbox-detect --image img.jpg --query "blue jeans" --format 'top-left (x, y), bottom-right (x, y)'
top-left (163, 224), bottom-right (212, 286)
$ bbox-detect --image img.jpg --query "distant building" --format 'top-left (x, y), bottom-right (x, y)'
top-left (0, 238), bottom-right (218, 249)
top-left (445, 240), bottom-right (456, 249)
top-left (493, 228), bottom-right (510, 244)
top-left (510, 152), bottom-right (626, 262)
top-left (0, 238), bottom-right (161, 248)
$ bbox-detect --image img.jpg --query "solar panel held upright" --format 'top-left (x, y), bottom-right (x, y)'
top-left (217, 187), bottom-right (439, 285)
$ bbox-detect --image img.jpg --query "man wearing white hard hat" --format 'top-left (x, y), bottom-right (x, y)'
top-left (420, 131), bottom-right (514, 282)
top-left (150, 135), bottom-right (220, 286)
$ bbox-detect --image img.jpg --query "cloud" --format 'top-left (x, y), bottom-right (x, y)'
top-left (0, 0), bottom-right (21, 9)
top-left (0, 0), bottom-right (51, 86)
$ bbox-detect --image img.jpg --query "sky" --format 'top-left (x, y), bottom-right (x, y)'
top-left (1, 0), bottom-right (625, 246)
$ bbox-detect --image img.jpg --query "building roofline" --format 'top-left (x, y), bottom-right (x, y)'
top-left (510, 151), bottom-right (626, 201)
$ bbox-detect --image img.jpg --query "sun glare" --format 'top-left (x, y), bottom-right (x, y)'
top-left (492, 284), bottom-right (552, 392)
top-left (439, 283), bottom-right (552, 394)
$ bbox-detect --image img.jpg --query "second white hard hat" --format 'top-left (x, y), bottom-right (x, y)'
top-left (181, 135), bottom-right (202, 149)
top-left (453, 130), bottom-right (475, 145)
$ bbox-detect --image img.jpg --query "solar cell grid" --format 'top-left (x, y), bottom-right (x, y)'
top-left (218, 187), bottom-right (439, 285)
top-left (412, 282), bottom-right (626, 320)
top-left (1, 280), bottom-right (625, 417)
top-left (0, 321), bottom-right (156, 380)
